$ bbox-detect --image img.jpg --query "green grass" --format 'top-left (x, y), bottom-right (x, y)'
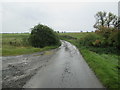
top-left (60, 32), bottom-right (119, 89)
top-left (2, 33), bottom-right (30, 47)
top-left (1, 33), bottom-right (59, 56)
top-left (2, 45), bottom-right (58, 56)
top-left (81, 49), bottom-right (119, 89)
top-left (59, 32), bottom-right (90, 39)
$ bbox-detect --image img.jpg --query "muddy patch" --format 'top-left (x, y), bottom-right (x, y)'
top-left (2, 61), bottom-right (43, 88)
top-left (2, 48), bottom-right (58, 88)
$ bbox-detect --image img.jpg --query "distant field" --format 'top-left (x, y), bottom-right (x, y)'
top-left (2, 33), bottom-right (58, 56)
top-left (59, 32), bottom-right (90, 39)
top-left (59, 32), bottom-right (119, 89)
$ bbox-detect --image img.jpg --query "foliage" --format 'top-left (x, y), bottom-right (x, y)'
top-left (95, 26), bottom-right (120, 49)
top-left (95, 27), bottom-right (113, 39)
top-left (94, 11), bottom-right (119, 29)
top-left (92, 40), bottom-right (101, 47)
top-left (113, 16), bottom-right (120, 29)
top-left (29, 24), bottom-right (60, 48)
top-left (79, 33), bottom-right (103, 46)
top-left (94, 11), bottom-right (119, 48)
top-left (108, 30), bottom-right (120, 48)
top-left (94, 11), bottom-right (107, 28)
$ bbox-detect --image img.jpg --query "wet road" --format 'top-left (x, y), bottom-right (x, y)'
top-left (24, 41), bottom-right (103, 88)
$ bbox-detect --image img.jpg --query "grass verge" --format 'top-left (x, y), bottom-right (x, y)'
top-left (2, 45), bottom-right (58, 56)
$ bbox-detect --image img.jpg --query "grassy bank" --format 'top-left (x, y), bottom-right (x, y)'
top-left (2, 33), bottom-right (59, 56)
top-left (59, 32), bottom-right (119, 89)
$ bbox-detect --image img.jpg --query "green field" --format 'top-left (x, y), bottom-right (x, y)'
top-left (59, 32), bottom-right (90, 39)
top-left (59, 32), bottom-right (119, 89)
top-left (1, 33), bottom-right (58, 56)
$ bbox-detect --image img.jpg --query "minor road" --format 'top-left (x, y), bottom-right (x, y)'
top-left (24, 41), bottom-right (104, 88)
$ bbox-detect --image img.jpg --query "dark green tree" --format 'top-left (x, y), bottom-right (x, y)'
top-left (29, 24), bottom-right (60, 48)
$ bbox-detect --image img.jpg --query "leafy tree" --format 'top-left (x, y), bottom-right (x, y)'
top-left (94, 11), bottom-right (107, 29)
top-left (94, 11), bottom-right (119, 48)
top-left (29, 24), bottom-right (60, 48)
top-left (118, 17), bottom-right (120, 30)
top-left (94, 11), bottom-right (119, 29)
top-left (112, 16), bottom-right (120, 29)
top-left (105, 12), bottom-right (116, 28)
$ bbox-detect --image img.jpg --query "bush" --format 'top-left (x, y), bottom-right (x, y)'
top-left (108, 30), bottom-right (120, 48)
top-left (95, 26), bottom-right (120, 48)
top-left (92, 40), bottom-right (101, 47)
top-left (95, 26), bottom-right (113, 39)
top-left (79, 33), bottom-right (102, 46)
top-left (29, 24), bottom-right (60, 48)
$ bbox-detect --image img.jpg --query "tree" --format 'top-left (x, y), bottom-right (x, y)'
top-left (105, 12), bottom-right (116, 28)
top-left (94, 11), bottom-right (120, 48)
top-left (94, 11), bottom-right (107, 29)
top-left (112, 16), bottom-right (120, 29)
top-left (94, 11), bottom-right (119, 29)
top-left (118, 17), bottom-right (120, 30)
top-left (29, 24), bottom-right (60, 48)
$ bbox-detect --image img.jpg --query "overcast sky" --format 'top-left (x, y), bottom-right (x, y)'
top-left (1, 0), bottom-right (119, 33)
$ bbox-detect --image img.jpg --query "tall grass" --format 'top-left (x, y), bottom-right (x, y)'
top-left (2, 33), bottom-right (30, 47)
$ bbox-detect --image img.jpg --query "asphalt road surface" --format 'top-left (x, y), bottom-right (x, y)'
top-left (23, 41), bottom-right (104, 88)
